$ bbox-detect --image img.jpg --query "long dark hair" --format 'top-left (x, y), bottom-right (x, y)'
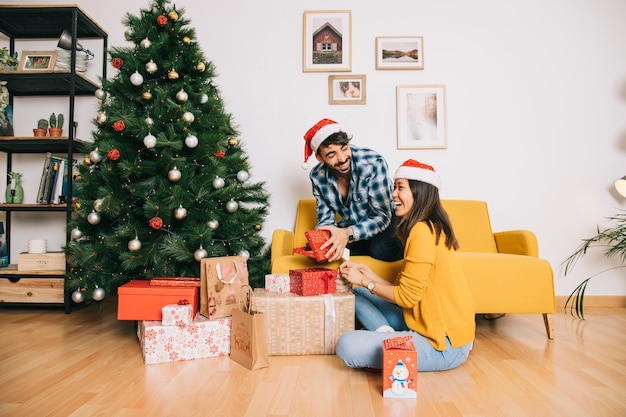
top-left (395, 180), bottom-right (459, 250)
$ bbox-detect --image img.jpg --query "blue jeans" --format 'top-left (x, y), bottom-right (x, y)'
top-left (336, 286), bottom-right (473, 371)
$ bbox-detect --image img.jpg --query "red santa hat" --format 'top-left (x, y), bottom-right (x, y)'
top-left (303, 119), bottom-right (346, 163)
top-left (394, 159), bottom-right (441, 189)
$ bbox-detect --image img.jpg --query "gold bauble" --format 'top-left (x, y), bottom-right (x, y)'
top-left (168, 11), bottom-right (179, 21)
top-left (142, 91), bottom-right (153, 101)
top-left (182, 36), bottom-right (191, 45)
top-left (228, 136), bottom-right (238, 147)
top-left (167, 69), bottom-right (179, 80)
top-left (195, 61), bottom-right (206, 72)
top-left (83, 156), bottom-right (92, 165)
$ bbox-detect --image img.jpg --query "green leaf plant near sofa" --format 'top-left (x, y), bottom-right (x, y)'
top-left (271, 199), bottom-right (556, 339)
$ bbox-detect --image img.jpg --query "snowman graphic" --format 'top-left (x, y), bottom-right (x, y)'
top-left (384, 360), bottom-right (415, 398)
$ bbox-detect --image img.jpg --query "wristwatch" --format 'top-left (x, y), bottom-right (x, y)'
top-left (347, 227), bottom-right (355, 243)
top-left (366, 280), bottom-right (376, 294)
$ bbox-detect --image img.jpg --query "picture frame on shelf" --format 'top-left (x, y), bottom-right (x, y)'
top-left (396, 84), bottom-right (448, 149)
top-left (376, 36), bottom-right (424, 70)
top-left (18, 51), bottom-right (57, 72)
top-left (303, 10), bottom-right (352, 72)
top-left (328, 74), bottom-right (366, 105)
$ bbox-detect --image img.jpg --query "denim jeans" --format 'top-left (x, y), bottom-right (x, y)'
top-left (336, 286), bottom-right (473, 371)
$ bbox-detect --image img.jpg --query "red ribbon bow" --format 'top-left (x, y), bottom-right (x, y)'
top-left (178, 299), bottom-right (189, 305)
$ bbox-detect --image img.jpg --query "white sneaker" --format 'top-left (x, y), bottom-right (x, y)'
top-left (375, 325), bottom-right (394, 332)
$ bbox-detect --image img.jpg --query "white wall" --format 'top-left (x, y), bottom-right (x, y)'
top-left (2, 0), bottom-right (625, 297)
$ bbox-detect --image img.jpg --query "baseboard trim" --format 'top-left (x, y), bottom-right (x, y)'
top-left (555, 295), bottom-right (626, 310)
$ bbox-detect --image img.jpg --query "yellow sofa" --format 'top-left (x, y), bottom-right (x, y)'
top-left (271, 199), bottom-right (556, 339)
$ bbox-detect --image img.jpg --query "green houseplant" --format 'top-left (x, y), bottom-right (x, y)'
top-left (0, 47), bottom-right (18, 70)
top-left (33, 118), bottom-right (48, 137)
top-left (563, 210), bottom-right (626, 319)
top-left (49, 112), bottom-right (64, 137)
top-left (0, 80), bottom-right (13, 136)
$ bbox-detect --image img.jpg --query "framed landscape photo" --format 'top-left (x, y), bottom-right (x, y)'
top-left (396, 84), bottom-right (447, 149)
top-left (303, 10), bottom-right (352, 72)
top-left (376, 36), bottom-right (424, 70)
top-left (328, 74), bottom-right (366, 105)
top-left (18, 51), bottom-right (57, 72)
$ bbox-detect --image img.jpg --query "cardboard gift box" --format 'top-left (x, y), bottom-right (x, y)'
top-left (137, 314), bottom-right (231, 365)
top-left (382, 336), bottom-right (418, 399)
top-left (289, 267), bottom-right (337, 296)
top-left (264, 273), bottom-right (290, 293)
top-left (162, 302), bottom-right (194, 326)
top-left (117, 280), bottom-right (198, 321)
top-left (293, 229), bottom-right (331, 262)
top-left (253, 288), bottom-right (354, 355)
top-left (17, 251), bottom-right (65, 271)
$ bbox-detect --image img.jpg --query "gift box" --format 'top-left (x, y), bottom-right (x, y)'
top-left (382, 336), bottom-right (418, 398)
top-left (293, 229), bottom-right (331, 262)
top-left (264, 273), bottom-right (290, 293)
top-left (162, 302), bottom-right (194, 326)
top-left (137, 314), bottom-right (231, 365)
top-left (150, 277), bottom-right (201, 287)
top-left (289, 267), bottom-right (337, 296)
top-left (118, 280), bottom-right (199, 321)
top-left (253, 288), bottom-right (354, 355)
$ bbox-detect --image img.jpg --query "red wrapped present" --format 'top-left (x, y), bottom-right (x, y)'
top-left (289, 267), bottom-right (337, 296)
top-left (382, 336), bottom-right (418, 398)
top-left (150, 277), bottom-right (201, 287)
top-left (117, 280), bottom-right (198, 321)
top-left (293, 229), bottom-right (331, 262)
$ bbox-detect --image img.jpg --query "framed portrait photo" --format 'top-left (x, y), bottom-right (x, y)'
top-left (303, 10), bottom-right (352, 72)
top-left (396, 84), bottom-right (448, 149)
top-left (376, 36), bottom-right (424, 70)
top-left (18, 51), bottom-right (57, 72)
top-left (328, 74), bottom-right (366, 105)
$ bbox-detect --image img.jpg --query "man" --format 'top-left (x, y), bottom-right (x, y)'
top-left (303, 118), bottom-right (403, 262)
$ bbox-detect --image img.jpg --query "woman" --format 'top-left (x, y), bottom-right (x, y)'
top-left (335, 159), bottom-right (475, 371)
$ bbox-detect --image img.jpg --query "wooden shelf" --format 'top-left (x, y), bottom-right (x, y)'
top-left (0, 71), bottom-right (100, 96)
top-left (0, 264), bottom-right (65, 277)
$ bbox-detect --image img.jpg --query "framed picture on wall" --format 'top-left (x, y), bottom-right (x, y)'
top-left (303, 10), bottom-right (352, 72)
top-left (328, 74), bottom-right (366, 105)
top-left (396, 84), bottom-right (447, 149)
top-left (376, 36), bottom-right (424, 70)
top-left (18, 51), bottom-right (57, 72)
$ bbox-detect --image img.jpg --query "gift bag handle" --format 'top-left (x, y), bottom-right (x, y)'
top-left (216, 260), bottom-right (240, 284)
top-left (239, 284), bottom-right (255, 313)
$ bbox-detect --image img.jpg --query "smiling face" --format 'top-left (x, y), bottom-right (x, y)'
top-left (316, 143), bottom-right (352, 175)
top-left (392, 178), bottom-right (414, 218)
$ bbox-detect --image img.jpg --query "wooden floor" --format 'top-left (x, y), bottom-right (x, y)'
top-left (1, 302), bottom-right (625, 417)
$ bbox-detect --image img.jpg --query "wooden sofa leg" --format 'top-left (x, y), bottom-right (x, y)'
top-left (543, 313), bottom-right (554, 340)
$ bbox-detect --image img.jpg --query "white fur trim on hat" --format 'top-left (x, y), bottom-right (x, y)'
top-left (394, 160), bottom-right (441, 189)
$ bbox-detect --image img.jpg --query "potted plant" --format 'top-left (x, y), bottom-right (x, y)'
top-left (49, 113), bottom-right (64, 137)
top-left (563, 210), bottom-right (626, 319)
top-left (0, 47), bottom-right (18, 71)
top-left (33, 118), bottom-right (48, 137)
top-left (0, 80), bottom-right (13, 136)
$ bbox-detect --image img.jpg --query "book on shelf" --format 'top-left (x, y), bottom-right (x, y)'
top-left (36, 153), bottom-right (77, 204)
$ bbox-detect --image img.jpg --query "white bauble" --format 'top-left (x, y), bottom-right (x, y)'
top-left (140, 38), bottom-right (152, 48)
top-left (145, 117), bottom-right (154, 126)
top-left (145, 60), bottom-right (158, 74)
top-left (207, 219), bottom-right (219, 230)
top-left (182, 111), bottom-right (194, 123)
top-left (176, 89), bottom-right (188, 103)
top-left (184, 134), bottom-right (198, 148)
top-left (236, 170), bottom-right (249, 182)
top-left (89, 148), bottom-right (102, 163)
top-left (96, 112), bottom-right (107, 125)
top-left (168, 167), bottom-right (182, 182)
top-left (200, 93), bottom-right (208, 104)
top-left (226, 200), bottom-right (238, 213)
top-left (92, 287), bottom-right (106, 301)
top-left (174, 205), bottom-right (188, 219)
top-left (238, 249), bottom-right (250, 260)
top-left (194, 246), bottom-right (208, 261)
top-left (130, 71), bottom-right (144, 86)
top-left (93, 198), bottom-right (103, 211)
top-left (95, 89), bottom-right (106, 100)
top-left (128, 237), bottom-right (142, 251)
top-left (71, 290), bottom-right (85, 303)
top-left (143, 133), bottom-right (157, 148)
top-left (87, 211), bottom-right (101, 225)
top-left (212, 177), bottom-right (225, 189)
top-left (70, 227), bottom-right (83, 241)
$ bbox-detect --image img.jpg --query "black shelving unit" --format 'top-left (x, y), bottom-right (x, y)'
top-left (0, 5), bottom-right (107, 312)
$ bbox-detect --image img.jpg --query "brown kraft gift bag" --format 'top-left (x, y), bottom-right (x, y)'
top-left (200, 256), bottom-right (249, 320)
top-left (230, 286), bottom-right (269, 370)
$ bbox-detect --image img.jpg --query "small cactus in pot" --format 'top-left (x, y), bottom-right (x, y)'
top-left (49, 113), bottom-right (64, 137)
top-left (33, 118), bottom-right (48, 137)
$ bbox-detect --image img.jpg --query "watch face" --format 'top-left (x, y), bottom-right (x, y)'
top-left (367, 281), bottom-right (375, 290)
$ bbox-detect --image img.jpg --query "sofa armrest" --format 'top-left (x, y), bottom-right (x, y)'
top-left (271, 229), bottom-right (295, 262)
top-left (494, 230), bottom-right (539, 257)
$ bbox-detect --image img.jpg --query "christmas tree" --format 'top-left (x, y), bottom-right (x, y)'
top-left (65, 0), bottom-right (270, 306)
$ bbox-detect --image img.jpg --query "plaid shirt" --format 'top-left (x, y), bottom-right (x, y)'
top-left (309, 145), bottom-right (394, 242)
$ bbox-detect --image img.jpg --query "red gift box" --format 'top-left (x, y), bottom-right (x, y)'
top-left (117, 280), bottom-right (199, 321)
top-left (293, 229), bottom-right (331, 262)
top-left (289, 267), bottom-right (337, 296)
top-left (382, 336), bottom-right (418, 398)
top-left (150, 277), bottom-right (201, 287)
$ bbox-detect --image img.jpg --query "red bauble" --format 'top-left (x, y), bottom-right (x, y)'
top-left (149, 216), bottom-right (163, 230)
top-left (112, 120), bottom-right (125, 132)
top-left (111, 57), bottom-right (123, 69)
top-left (157, 15), bottom-right (168, 27)
top-left (214, 150), bottom-right (225, 159)
top-left (107, 149), bottom-right (120, 161)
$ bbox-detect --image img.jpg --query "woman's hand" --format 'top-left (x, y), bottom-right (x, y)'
top-left (338, 261), bottom-right (365, 285)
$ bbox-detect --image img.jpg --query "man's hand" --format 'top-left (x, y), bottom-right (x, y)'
top-left (318, 225), bottom-right (350, 262)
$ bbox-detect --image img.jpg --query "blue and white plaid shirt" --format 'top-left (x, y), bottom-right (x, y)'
top-left (309, 145), bottom-right (394, 242)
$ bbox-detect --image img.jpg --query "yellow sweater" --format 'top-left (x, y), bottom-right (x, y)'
top-left (393, 222), bottom-right (476, 351)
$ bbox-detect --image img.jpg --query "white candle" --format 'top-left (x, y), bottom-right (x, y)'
top-left (10, 178), bottom-right (15, 191)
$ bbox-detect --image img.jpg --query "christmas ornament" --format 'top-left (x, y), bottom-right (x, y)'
top-left (182, 111), bottom-right (194, 123)
top-left (130, 71), bottom-right (144, 86)
top-left (145, 60), bottom-right (158, 74)
top-left (83, 156), bottom-right (92, 165)
top-left (167, 69), bottom-right (179, 80)
top-left (142, 90), bottom-right (153, 101)
top-left (168, 166), bottom-right (182, 182)
top-left (212, 176), bottom-right (225, 189)
top-left (207, 219), bottom-right (219, 230)
top-left (112, 57), bottom-right (123, 69)
top-left (238, 249), bottom-right (250, 260)
top-left (255, 224), bottom-right (262, 231)
top-left (228, 136), bottom-right (238, 146)
top-left (236, 170), bottom-right (249, 182)
top-left (168, 10), bottom-right (179, 21)
top-left (87, 211), bottom-right (101, 225)
top-left (194, 245), bottom-right (208, 261)
top-left (149, 216), bottom-right (163, 230)
top-left (214, 150), bottom-right (225, 159)
top-left (143, 133), bottom-right (157, 148)
top-left (195, 61), bottom-right (206, 72)
top-left (70, 227), bottom-right (83, 241)
top-left (157, 14), bottom-right (168, 27)
top-left (182, 36), bottom-right (191, 45)
top-left (71, 290), bottom-right (85, 303)
top-left (174, 205), bottom-right (187, 219)
top-left (95, 88), bottom-right (106, 100)
top-left (200, 93), bottom-right (208, 104)
top-left (128, 236), bottom-right (142, 251)
top-left (72, 199), bottom-right (81, 211)
top-left (112, 120), bottom-right (125, 132)
top-left (226, 200), bottom-right (238, 213)
top-left (93, 198), bottom-right (103, 211)
top-left (176, 89), bottom-right (188, 103)
top-left (96, 111), bottom-right (107, 125)
top-left (140, 38), bottom-right (151, 48)
top-left (89, 148), bottom-right (102, 163)
top-left (107, 149), bottom-right (121, 161)
top-left (184, 134), bottom-right (198, 148)
top-left (92, 287), bottom-right (106, 301)
top-left (145, 117), bottom-right (154, 126)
